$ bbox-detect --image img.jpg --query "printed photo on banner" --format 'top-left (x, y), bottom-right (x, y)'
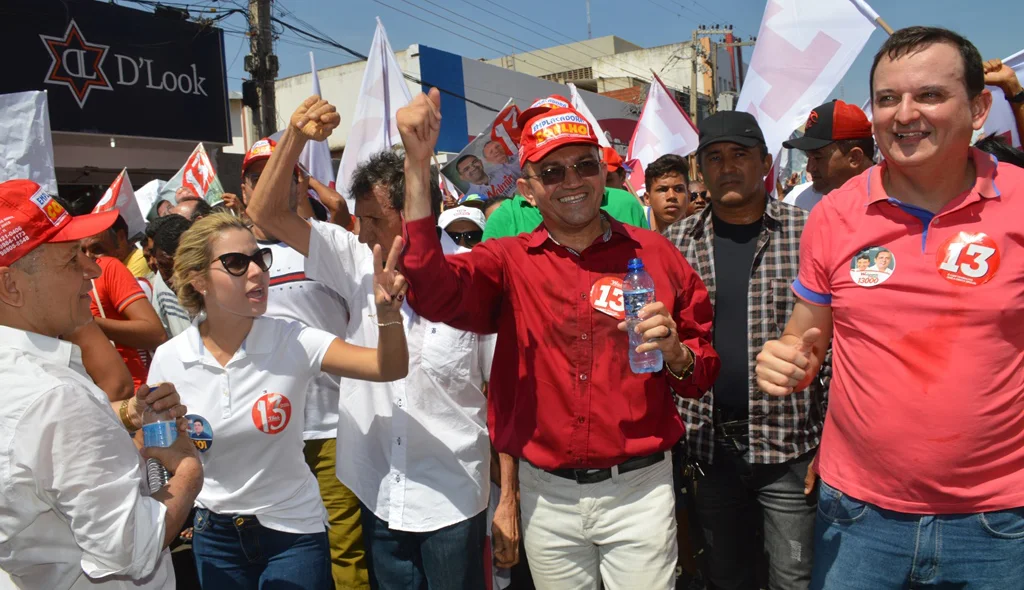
top-left (442, 98), bottom-right (522, 200)
top-left (849, 246), bottom-right (896, 287)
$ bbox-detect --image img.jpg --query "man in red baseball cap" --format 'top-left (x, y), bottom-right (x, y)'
top-left (782, 99), bottom-right (875, 210)
top-left (0, 179), bottom-right (203, 589)
top-left (398, 89), bottom-right (718, 589)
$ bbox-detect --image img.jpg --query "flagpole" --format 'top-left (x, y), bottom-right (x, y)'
top-left (875, 17), bottom-right (893, 35)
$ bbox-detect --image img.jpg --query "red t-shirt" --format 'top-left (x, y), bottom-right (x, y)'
top-left (89, 256), bottom-right (150, 388)
top-left (794, 148), bottom-right (1024, 514)
top-left (402, 216), bottom-right (719, 470)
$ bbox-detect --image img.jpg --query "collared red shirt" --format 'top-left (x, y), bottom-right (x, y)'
top-left (89, 256), bottom-right (150, 387)
top-left (0, 326), bottom-right (173, 590)
top-left (667, 199), bottom-right (827, 465)
top-left (148, 317), bottom-right (333, 534)
top-left (306, 221), bottom-right (491, 533)
top-left (402, 215), bottom-right (719, 471)
top-left (795, 148), bottom-right (1024, 514)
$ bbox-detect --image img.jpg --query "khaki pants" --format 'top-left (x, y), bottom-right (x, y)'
top-left (304, 438), bottom-right (370, 590)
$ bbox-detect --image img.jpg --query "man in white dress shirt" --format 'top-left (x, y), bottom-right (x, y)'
top-left (0, 180), bottom-right (203, 590)
top-left (247, 97), bottom-right (492, 589)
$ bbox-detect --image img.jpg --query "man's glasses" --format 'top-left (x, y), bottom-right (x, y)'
top-left (215, 248), bottom-right (273, 276)
top-left (244, 172), bottom-right (299, 187)
top-left (524, 160), bottom-right (602, 186)
top-left (437, 227), bottom-right (484, 246)
top-left (691, 190), bottom-right (708, 201)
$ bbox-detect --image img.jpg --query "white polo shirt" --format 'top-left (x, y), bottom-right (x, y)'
top-left (261, 239), bottom-right (349, 440)
top-left (306, 220), bottom-right (492, 532)
top-left (147, 317), bottom-right (334, 534)
top-left (0, 326), bottom-right (172, 590)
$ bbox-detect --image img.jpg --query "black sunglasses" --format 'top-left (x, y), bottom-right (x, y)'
top-left (436, 227), bottom-right (484, 246)
top-left (524, 159), bottom-right (602, 186)
top-left (691, 190), bottom-right (708, 201)
top-left (215, 247), bottom-right (273, 276)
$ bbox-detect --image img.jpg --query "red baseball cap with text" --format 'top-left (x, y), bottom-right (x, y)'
top-left (0, 180), bottom-right (118, 267)
top-left (783, 100), bottom-right (872, 151)
top-left (518, 106), bottom-right (600, 167)
top-left (241, 137), bottom-right (278, 175)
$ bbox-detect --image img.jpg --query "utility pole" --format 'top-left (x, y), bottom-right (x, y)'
top-left (690, 29), bottom-right (699, 121)
top-left (245, 0), bottom-right (278, 138)
top-left (691, 26), bottom-right (748, 118)
top-left (586, 0), bottom-right (592, 39)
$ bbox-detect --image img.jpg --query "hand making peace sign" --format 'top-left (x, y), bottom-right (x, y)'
top-left (373, 236), bottom-right (409, 317)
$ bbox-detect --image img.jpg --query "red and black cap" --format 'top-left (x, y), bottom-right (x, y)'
top-left (783, 100), bottom-right (872, 151)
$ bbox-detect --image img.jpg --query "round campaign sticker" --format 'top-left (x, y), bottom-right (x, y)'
top-left (849, 246), bottom-right (896, 287)
top-left (251, 393), bottom-right (292, 435)
top-left (590, 276), bottom-right (625, 320)
top-left (185, 414), bottom-right (213, 453)
top-left (935, 232), bottom-right (1000, 286)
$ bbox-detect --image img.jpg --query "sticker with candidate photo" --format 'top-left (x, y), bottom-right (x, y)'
top-left (185, 414), bottom-right (213, 453)
top-left (849, 247), bottom-right (895, 287)
top-left (935, 232), bottom-right (1000, 286)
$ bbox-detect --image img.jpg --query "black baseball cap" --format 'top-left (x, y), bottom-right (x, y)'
top-left (783, 100), bottom-right (872, 151)
top-left (697, 111), bottom-right (766, 153)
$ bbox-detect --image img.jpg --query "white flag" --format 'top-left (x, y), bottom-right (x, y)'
top-left (736, 0), bottom-right (879, 159)
top-left (336, 18), bottom-right (412, 211)
top-left (0, 91), bottom-right (57, 194)
top-left (568, 83), bottom-right (612, 148)
top-left (93, 169), bottom-right (146, 239)
top-left (301, 53), bottom-right (337, 197)
top-left (155, 143), bottom-right (225, 208)
top-left (625, 73), bottom-right (700, 194)
top-left (982, 49), bottom-right (1024, 147)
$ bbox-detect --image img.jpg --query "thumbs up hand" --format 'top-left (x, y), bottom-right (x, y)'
top-left (755, 328), bottom-right (822, 396)
top-left (397, 87), bottom-right (442, 163)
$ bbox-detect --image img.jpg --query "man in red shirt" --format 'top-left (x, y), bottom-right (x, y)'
top-left (757, 27), bottom-right (1024, 588)
top-left (396, 89), bottom-right (718, 589)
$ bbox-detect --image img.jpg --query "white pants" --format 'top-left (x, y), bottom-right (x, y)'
top-left (519, 454), bottom-right (678, 590)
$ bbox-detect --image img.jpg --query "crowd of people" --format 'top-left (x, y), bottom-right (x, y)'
top-left (1, 24), bottom-right (1024, 590)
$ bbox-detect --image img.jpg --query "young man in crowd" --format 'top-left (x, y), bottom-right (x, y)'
top-left (148, 215), bottom-right (192, 338)
top-left (247, 100), bottom-right (494, 590)
top-left (241, 136), bottom-right (371, 589)
top-left (82, 214), bottom-right (151, 277)
top-left (397, 88), bottom-right (719, 589)
top-left (0, 179), bottom-right (202, 589)
top-left (668, 111), bottom-right (824, 589)
top-left (757, 27), bottom-right (1024, 588)
top-left (782, 100), bottom-right (875, 211)
top-left (643, 154), bottom-right (691, 233)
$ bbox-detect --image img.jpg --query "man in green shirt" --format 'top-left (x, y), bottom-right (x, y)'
top-left (482, 186), bottom-right (649, 240)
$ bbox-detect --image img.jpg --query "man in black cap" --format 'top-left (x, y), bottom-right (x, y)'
top-left (667, 111), bottom-right (826, 589)
top-left (782, 100), bottom-right (875, 211)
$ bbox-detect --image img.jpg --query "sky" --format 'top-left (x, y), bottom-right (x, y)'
top-left (191, 0), bottom-right (1024, 108)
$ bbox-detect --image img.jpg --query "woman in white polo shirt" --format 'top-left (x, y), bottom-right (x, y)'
top-left (147, 213), bottom-right (408, 589)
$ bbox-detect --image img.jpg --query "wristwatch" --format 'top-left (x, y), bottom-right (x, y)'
top-left (665, 344), bottom-right (695, 381)
top-left (1008, 89), bottom-right (1024, 104)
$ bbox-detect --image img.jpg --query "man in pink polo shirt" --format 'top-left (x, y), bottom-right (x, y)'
top-left (756, 26), bottom-right (1024, 588)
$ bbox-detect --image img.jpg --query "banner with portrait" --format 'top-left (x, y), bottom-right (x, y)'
top-left (441, 98), bottom-right (522, 200)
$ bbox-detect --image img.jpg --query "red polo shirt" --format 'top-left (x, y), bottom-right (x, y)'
top-left (795, 148), bottom-right (1024, 513)
top-left (88, 256), bottom-right (150, 388)
top-left (402, 215), bottom-right (718, 470)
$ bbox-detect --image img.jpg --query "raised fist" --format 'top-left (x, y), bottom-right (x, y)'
top-left (291, 96), bottom-right (341, 142)
top-left (397, 88), bottom-right (442, 162)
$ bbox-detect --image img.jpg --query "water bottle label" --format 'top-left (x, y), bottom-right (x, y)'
top-left (623, 288), bottom-right (655, 318)
top-left (589, 276), bottom-right (625, 320)
top-left (142, 421), bottom-right (177, 448)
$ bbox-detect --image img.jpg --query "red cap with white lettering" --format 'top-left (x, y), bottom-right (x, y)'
top-left (518, 107), bottom-right (600, 167)
top-left (0, 180), bottom-right (118, 267)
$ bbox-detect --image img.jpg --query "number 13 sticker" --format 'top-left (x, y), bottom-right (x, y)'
top-left (936, 232), bottom-right (1000, 286)
top-left (252, 393), bottom-right (292, 435)
top-left (590, 276), bottom-right (625, 320)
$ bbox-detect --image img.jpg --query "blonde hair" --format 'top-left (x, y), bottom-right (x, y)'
top-left (173, 213), bottom-right (252, 316)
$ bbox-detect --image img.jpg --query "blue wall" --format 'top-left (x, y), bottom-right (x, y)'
top-left (416, 45), bottom-right (470, 153)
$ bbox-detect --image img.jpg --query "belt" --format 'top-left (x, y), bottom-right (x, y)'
top-left (543, 451), bottom-right (666, 484)
top-left (713, 407), bottom-right (750, 439)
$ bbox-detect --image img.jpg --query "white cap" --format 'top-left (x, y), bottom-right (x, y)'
top-left (437, 206), bottom-right (486, 231)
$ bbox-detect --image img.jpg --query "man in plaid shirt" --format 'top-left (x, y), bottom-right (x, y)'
top-left (666, 111), bottom-right (827, 590)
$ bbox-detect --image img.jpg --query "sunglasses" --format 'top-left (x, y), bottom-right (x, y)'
top-left (691, 190), bottom-right (708, 201)
top-left (244, 172), bottom-right (299, 187)
top-left (436, 227), bottom-right (484, 246)
top-left (524, 159), bottom-right (602, 186)
top-left (215, 248), bottom-right (273, 277)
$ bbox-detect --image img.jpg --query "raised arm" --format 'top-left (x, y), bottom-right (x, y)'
top-left (984, 59), bottom-right (1024, 144)
top-left (96, 298), bottom-right (166, 350)
top-left (247, 97), bottom-right (341, 256)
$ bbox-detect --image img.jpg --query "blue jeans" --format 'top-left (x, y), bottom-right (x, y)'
top-left (359, 502), bottom-right (487, 590)
top-left (812, 480), bottom-right (1024, 589)
top-left (191, 508), bottom-right (332, 589)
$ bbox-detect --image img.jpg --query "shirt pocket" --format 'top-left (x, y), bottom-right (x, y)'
top-left (421, 323), bottom-right (474, 386)
top-left (772, 278), bottom-right (797, 333)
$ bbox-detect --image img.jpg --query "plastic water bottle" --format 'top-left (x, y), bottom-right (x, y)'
top-left (142, 399), bottom-right (177, 490)
top-left (624, 258), bottom-right (664, 374)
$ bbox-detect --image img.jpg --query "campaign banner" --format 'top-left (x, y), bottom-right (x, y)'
top-left (441, 98), bottom-right (522, 200)
top-left (94, 169), bottom-right (146, 239)
top-left (155, 143), bottom-right (224, 209)
top-left (625, 73), bottom-right (699, 195)
top-left (3, 0), bottom-right (229, 143)
top-left (0, 91), bottom-right (57, 194)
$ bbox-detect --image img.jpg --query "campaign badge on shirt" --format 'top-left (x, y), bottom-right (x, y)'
top-left (185, 414), bottom-right (213, 453)
top-left (251, 392), bottom-right (292, 435)
top-left (936, 232), bottom-right (1000, 286)
top-left (590, 276), bottom-right (625, 320)
top-left (849, 246), bottom-right (896, 287)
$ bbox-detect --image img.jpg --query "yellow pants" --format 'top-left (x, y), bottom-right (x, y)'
top-left (304, 438), bottom-right (370, 590)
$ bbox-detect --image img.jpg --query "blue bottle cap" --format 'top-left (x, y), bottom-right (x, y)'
top-left (627, 258), bottom-right (644, 271)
